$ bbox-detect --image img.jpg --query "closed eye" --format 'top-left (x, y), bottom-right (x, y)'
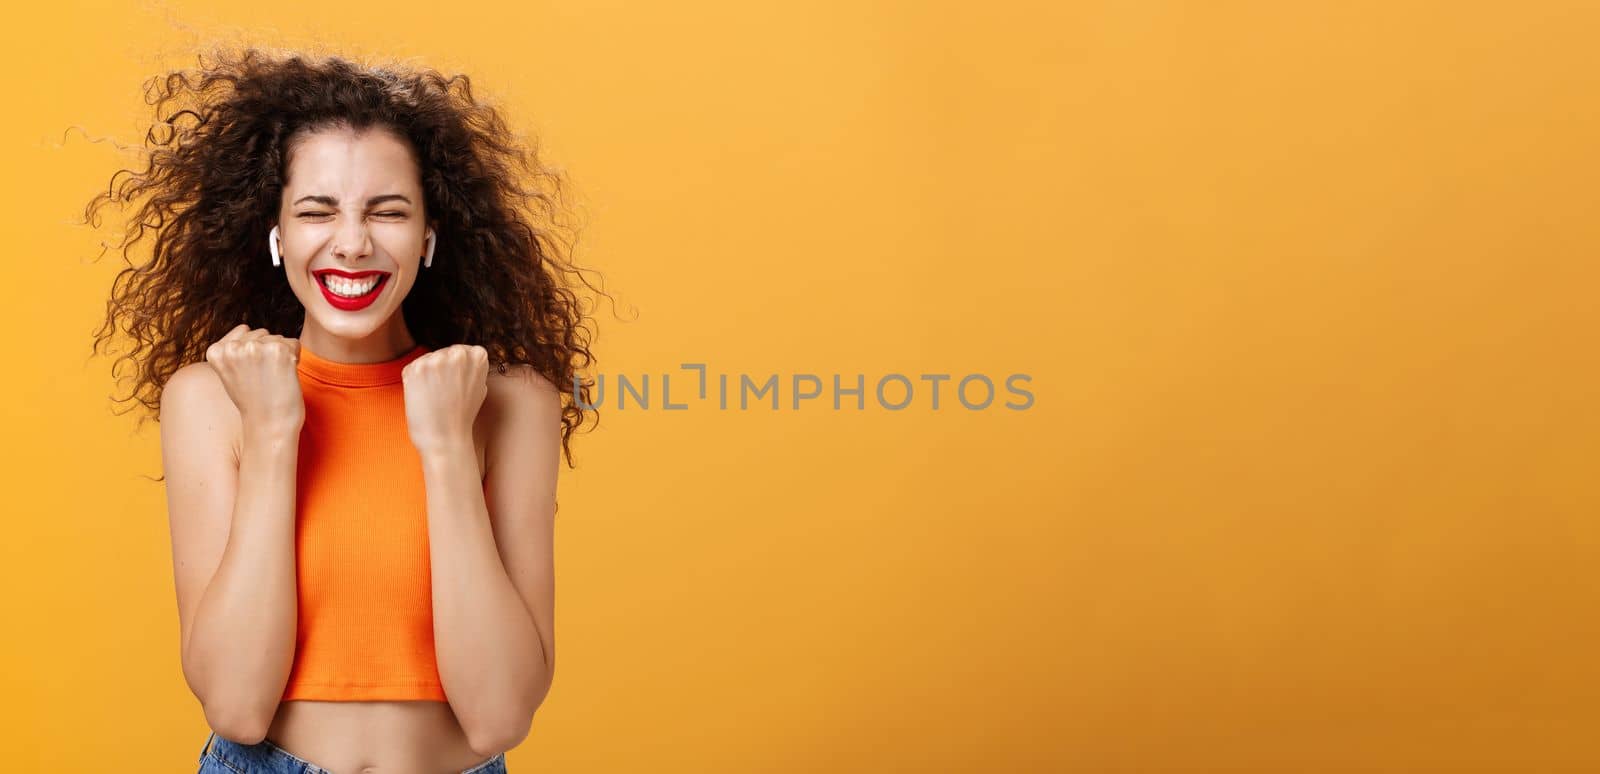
top-left (296, 211), bottom-right (408, 218)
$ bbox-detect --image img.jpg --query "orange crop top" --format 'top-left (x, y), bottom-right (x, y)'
top-left (280, 342), bottom-right (447, 702)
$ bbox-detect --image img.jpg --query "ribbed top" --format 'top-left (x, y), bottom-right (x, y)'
top-left (281, 341), bottom-right (447, 702)
top-left (297, 343), bottom-right (429, 387)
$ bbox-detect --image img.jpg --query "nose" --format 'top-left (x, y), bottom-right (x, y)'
top-left (331, 217), bottom-right (373, 261)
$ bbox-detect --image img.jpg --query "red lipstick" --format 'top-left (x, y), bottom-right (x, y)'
top-left (313, 268), bottom-right (391, 312)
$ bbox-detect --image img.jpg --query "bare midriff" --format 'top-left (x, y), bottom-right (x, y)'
top-left (267, 700), bottom-right (493, 774)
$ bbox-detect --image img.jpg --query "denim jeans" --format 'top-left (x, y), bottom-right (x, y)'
top-left (197, 730), bottom-right (508, 774)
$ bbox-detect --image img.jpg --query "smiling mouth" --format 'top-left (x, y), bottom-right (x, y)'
top-left (313, 270), bottom-right (391, 309)
top-left (316, 272), bottom-right (389, 298)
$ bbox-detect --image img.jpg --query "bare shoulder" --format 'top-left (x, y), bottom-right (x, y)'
top-left (161, 361), bottom-right (243, 464)
top-left (485, 364), bottom-right (562, 410)
top-left (480, 364), bottom-right (563, 459)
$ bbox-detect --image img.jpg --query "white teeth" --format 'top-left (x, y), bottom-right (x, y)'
top-left (320, 274), bottom-right (382, 298)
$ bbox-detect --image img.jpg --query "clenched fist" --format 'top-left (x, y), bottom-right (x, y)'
top-left (205, 323), bottom-right (305, 434)
top-left (401, 344), bottom-right (489, 454)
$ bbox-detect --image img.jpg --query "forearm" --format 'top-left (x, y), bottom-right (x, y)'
top-left (184, 423), bottom-right (300, 741)
top-left (422, 437), bottom-right (549, 755)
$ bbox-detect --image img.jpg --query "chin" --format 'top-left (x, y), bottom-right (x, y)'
top-left (307, 307), bottom-right (389, 336)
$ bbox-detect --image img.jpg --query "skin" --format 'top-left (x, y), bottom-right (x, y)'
top-left (159, 125), bottom-right (559, 773)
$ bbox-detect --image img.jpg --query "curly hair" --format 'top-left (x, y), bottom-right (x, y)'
top-left (83, 46), bottom-right (608, 468)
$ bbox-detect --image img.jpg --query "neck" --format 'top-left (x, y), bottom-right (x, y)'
top-left (298, 315), bottom-right (417, 364)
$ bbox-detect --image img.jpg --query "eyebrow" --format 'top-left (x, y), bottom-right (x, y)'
top-left (292, 194), bottom-right (414, 207)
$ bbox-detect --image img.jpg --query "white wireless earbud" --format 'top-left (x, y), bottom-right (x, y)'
top-left (424, 228), bottom-right (436, 268)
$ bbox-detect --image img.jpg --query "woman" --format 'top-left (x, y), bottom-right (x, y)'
top-left (87, 47), bottom-right (603, 773)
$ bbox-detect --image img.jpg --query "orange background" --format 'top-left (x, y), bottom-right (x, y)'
top-left (3, 1), bottom-right (1598, 771)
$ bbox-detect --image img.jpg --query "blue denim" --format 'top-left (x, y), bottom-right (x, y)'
top-left (197, 730), bottom-right (508, 774)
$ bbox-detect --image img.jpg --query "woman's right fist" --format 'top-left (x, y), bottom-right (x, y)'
top-left (205, 324), bottom-right (305, 432)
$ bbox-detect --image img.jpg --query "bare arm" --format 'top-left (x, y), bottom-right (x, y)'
top-left (161, 362), bottom-right (301, 743)
top-left (425, 367), bottom-right (560, 756)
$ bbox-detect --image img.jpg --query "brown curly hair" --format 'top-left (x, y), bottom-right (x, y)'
top-left (83, 46), bottom-right (608, 468)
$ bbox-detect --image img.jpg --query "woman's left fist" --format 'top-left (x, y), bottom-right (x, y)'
top-left (401, 344), bottom-right (490, 454)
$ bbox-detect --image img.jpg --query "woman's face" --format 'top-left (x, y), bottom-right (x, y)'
top-left (276, 125), bottom-right (431, 343)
